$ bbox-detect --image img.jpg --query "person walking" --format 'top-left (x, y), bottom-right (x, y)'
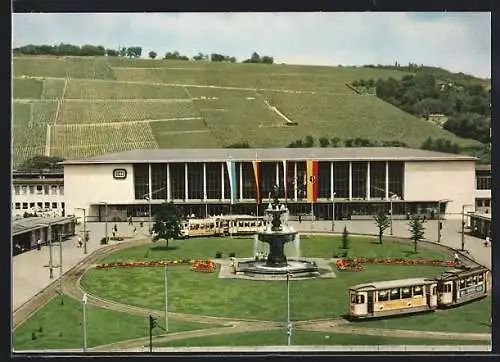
top-left (454, 252), bottom-right (459, 264)
top-left (128, 217), bottom-right (133, 225)
top-left (37, 239), bottom-right (42, 251)
top-left (78, 236), bottom-right (83, 248)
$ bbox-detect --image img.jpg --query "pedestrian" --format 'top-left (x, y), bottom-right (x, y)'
top-left (133, 227), bottom-right (137, 233)
top-left (112, 231), bottom-right (116, 238)
top-left (298, 215), bottom-right (302, 223)
top-left (114, 224), bottom-right (118, 233)
top-left (37, 239), bottom-right (42, 251)
top-left (128, 217), bottom-right (133, 225)
top-left (15, 243), bottom-right (22, 254)
top-left (485, 236), bottom-right (490, 247)
top-left (454, 252), bottom-right (459, 264)
top-left (78, 236), bottom-right (83, 248)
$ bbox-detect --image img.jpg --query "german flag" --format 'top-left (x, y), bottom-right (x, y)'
top-left (252, 161), bottom-right (261, 204)
top-left (306, 160), bottom-right (319, 202)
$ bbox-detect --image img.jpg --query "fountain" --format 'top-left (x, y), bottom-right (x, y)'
top-left (231, 185), bottom-right (325, 280)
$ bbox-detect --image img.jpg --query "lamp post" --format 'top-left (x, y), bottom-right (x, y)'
top-left (331, 192), bottom-right (336, 232)
top-left (144, 194), bottom-right (152, 235)
top-left (286, 272), bottom-right (292, 346)
top-left (437, 199), bottom-right (451, 243)
top-left (99, 202), bottom-right (109, 242)
top-left (82, 293), bottom-right (88, 352)
top-left (58, 232), bottom-right (64, 305)
top-left (389, 193), bottom-right (398, 236)
top-left (76, 208), bottom-right (87, 254)
top-left (461, 204), bottom-right (473, 251)
top-left (142, 186), bottom-right (167, 236)
top-left (164, 265), bottom-right (169, 333)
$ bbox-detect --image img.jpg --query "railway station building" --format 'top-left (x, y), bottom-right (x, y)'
top-left (61, 147), bottom-right (477, 222)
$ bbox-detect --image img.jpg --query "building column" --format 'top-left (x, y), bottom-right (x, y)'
top-left (294, 162), bottom-right (298, 201)
top-left (348, 161), bottom-right (352, 200)
top-left (385, 161), bottom-right (389, 200)
top-left (184, 163), bottom-right (189, 201)
top-left (148, 163), bottom-right (152, 199)
top-left (221, 162), bottom-right (225, 200)
top-left (330, 161), bottom-right (334, 199)
top-left (276, 162), bottom-right (280, 188)
top-left (366, 161), bottom-right (371, 200)
top-left (166, 163), bottom-right (171, 202)
top-left (203, 162), bottom-right (207, 200)
top-left (239, 162), bottom-right (243, 200)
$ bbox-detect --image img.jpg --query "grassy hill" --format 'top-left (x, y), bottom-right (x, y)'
top-left (12, 56), bottom-right (481, 166)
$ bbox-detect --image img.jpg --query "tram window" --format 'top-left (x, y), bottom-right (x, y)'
top-left (378, 290), bottom-right (389, 302)
top-left (466, 277), bottom-right (472, 287)
top-left (478, 274), bottom-right (484, 283)
top-left (444, 284), bottom-right (452, 293)
top-left (459, 279), bottom-right (466, 289)
top-left (432, 286), bottom-right (437, 295)
top-left (401, 288), bottom-right (412, 299)
top-left (413, 286), bottom-right (423, 296)
top-left (390, 288), bottom-right (401, 300)
top-left (357, 295), bottom-right (365, 304)
top-left (473, 276), bottom-right (478, 285)
top-left (351, 294), bottom-right (356, 304)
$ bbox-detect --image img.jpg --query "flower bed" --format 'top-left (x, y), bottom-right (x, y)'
top-left (335, 258), bottom-right (459, 272)
top-left (95, 259), bottom-right (217, 273)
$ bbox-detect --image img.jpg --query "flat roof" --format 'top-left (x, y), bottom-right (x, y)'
top-left (12, 216), bottom-right (75, 236)
top-left (61, 148), bottom-right (476, 165)
top-left (349, 278), bottom-right (434, 291)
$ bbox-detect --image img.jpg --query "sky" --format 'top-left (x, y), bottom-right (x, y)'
top-left (12, 12), bottom-right (491, 78)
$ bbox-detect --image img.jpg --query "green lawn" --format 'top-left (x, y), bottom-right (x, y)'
top-left (81, 236), bottom-right (456, 322)
top-left (12, 294), bottom-right (220, 351)
top-left (350, 296), bottom-right (492, 334)
top-left (154, 329), bottom-right (490, 347)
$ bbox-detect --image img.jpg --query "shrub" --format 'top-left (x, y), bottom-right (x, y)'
top-left (229, 252), bottom-right (236, 258)
top-left (215, 252), bottom-right (223, 258)
top-left (31, 332), bottom-right (37, 340)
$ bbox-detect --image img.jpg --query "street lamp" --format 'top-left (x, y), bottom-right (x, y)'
top-left (461, 204), bottom-right (473, 251)
top-left (437, 199), bottom-right (451, 243)
top-left (286, 272), bottom-right (292, 346)
top-left (389, 192), bottom-right (398, 236)
top-left (75, 207), bottom-right (87, 254)
top-left (82, 293), bottom-right (88, 352)
top-left (144, 194), bottom-right (152, 235)
top-left (142, 186), bottom-right (167, 236)
top-left (331, 192), bottom-right (337, 232)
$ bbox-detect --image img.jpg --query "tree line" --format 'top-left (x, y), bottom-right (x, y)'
top-left (287, 136), bottom-right (408, 148)
top-left (13, 44), bottom-right (274, 64)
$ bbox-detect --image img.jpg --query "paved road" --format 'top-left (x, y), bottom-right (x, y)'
top-left (12, 222), bottom-right (148, 311)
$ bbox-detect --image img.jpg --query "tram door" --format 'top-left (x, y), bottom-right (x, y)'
top-left (367, 292), bottom-right (374, 314)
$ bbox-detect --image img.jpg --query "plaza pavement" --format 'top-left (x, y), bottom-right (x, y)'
top-left (12, 218), bottom-right (490, 313)
top-left (12, 222), bottom-right (149, 311)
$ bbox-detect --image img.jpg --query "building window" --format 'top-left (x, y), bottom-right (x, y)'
top-left (485, 199), bottom-right (490, 207)
top-left (333, 162), bottom-right (349, 198)
top-left (476, 176), bottom-right (491, 190)
top-left (44, 202), bottom-right (50, 209)
top-left (37, 202), bottom-right (43, 208)
top-left (29, 202), bottom-right (35, 208)
top-left (61, 202), bottom-right (65, 209)
top-left (476, 199), bottom-right (483, 208)
top-left (318, 162), bottom-right (331, 199)
top-left (59, 186), bottom-right (64, 195)
top-left (52, 202), bottom-right (58, 209)
top-left (36, 185), bottom-right (43, 195)
top-left (258, 162), bottom-right (275, 201)
top-left (388, 162), bottom-right (404, 198)
top-left (351, 162), bottom-right (367, 199)
top-left (151, 164), bottom-right (167, 200)
top-left (21, 185), bottom-right (27, 194)
top-left (370, 162), bottom-right (386, 199)
top-left (133, 164), bottom-right (150, 200)
top-left (14, 185), bottom-right (20, 195)
top-left (22, 202), bottom-right (28, 209)
top-left (15, 202), bottom-right (21, 209)
top-left (29, 185), bottom-right (35, 195)
top-left (169, 163), bottom-right (185, 200)
top-left (240, 162), bottom-right (253, 199)
top-left (44, 185), bottom-right (50, 194)
top-left (187, 162), bottom-right (204, 200)
top-left (51, 185), bottom-right (58, 195)
top-left (206, 162), bottom-right (222, 199)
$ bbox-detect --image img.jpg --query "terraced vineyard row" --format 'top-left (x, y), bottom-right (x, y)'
top-left (41, 78), bottom-right (65, 99)
top-left (65, 57), bottom-right (116, 80)
top-left (13, 78), bottom-right (43, 99)
top-left (57, 99), bottom-right (199, 124)
top-left (50, 122), bottom-right (158, 159)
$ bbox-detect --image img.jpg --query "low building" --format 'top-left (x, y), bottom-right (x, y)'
top-left (12, 169), bottom-right (66, 218)
top-left (61, 147), bottom-right (477, 221)
top-left (12, 216), bottom-right (76, 254)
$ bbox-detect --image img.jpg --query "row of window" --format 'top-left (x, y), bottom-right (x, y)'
top-left (458, 274), bottom-right (484, 289)
top-left (14, 202), bottom-right (65, 210)
top-left (476, 176), bottom-right (491, 190)
top-left (13, 184), bottom-right (64, 196)
top-left (476, 199), bottom-right (491, 208)
top-left (351, 285), bottom-right (430, 305)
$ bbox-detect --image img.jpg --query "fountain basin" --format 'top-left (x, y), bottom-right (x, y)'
top-left (235, 257), bottom-right (320, 278)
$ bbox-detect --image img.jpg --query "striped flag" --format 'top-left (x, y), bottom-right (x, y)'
top-left (282, 160), bottom-right (287, 200)
top-left (226, 160), bottom-right (237, 204)
top-left (306, 160), bottom-right (319, 202)
top-left (252, 160), bottom-right (261, 204)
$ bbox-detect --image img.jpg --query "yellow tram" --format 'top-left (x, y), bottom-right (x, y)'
top-left (179, 215), bottom-right (267, 238)
top-left (349, 278), bottom-right (438, 319)
top-left (436, 266), bottom-right (489, 307)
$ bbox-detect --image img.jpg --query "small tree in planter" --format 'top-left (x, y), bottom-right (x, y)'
top-left (408, 216), bottom-right (425, 253)
top-left (373, 211), bottom-right (391, 244)
top-left (342, 226), bottom-right (350, 249)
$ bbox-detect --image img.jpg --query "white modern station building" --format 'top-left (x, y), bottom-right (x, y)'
top-left (60, 147), bottom-right (477, 222)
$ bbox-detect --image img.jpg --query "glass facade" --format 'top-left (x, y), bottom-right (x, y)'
top-left (370, 161), bottom-right (386, 199)
top-left (333, 162), bottom-right (349, 198)
top-left (241, 162), bottom-right (254, 199)
top-left (260, 162), bottom-right (276, 201)
top-left (206, 162), bottom-right (222, 199)
top-left (151, 164), bottom-right (167, 200)
top-left (133, 164), bottom-right (149, 200)
top-left (187, 163), bottom-right (204, 200)
top-left (170, 163), bottom-right (185, 200)
top-left (388, 162), bottom-right (404, 198)
top-left (351, 162), bottom-right (367, 199)
top-left (318, 162), bottom-right (331, 199)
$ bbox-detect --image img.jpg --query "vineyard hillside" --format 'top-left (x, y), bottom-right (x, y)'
top-left (12, 56), bottom-right (481, 166)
